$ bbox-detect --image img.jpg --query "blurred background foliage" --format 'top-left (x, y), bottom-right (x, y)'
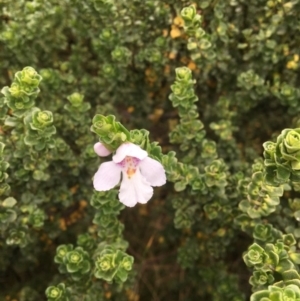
top-left (1, 0), bottom-right (300, 300)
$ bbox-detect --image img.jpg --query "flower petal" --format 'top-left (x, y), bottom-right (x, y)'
top-left (93, 161), bottom-right (121, 191)
top-left (119, 169), bottom-right (153, 207)
top-left (139, 157), bottom-right (166, 187)
top-left (94, 142), bottom-right (112, 157)
top-left (113, 143), bottom-right (147, 163)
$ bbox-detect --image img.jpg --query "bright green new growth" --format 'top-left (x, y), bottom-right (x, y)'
top-left (94, 245), bottom-right (134, 282)
top-left (264, 129), bottom-right (300, 184)
top-left (91, 115), bottom-right (130, 151)
top-left (45, 283), bottom-right (70, 301)
top-left (251, 285), bottom-right (300, 301)
top-left (1, 67), bottom-right (42, 117)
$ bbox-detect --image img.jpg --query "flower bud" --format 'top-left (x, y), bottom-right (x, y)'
top-left (94, 142), bottom-right (111, 157)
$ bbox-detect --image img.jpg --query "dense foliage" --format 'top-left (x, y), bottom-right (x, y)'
top-left (1, 0), bottom-right (300, 300)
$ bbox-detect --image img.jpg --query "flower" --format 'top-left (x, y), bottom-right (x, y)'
top-left (94, 142), bottom-right (112, 157)
top-left (93, 142), bottom-right (166, 207)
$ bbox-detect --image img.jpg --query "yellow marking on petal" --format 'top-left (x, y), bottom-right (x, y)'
top-left (126, 167), bottom-right (136, 178)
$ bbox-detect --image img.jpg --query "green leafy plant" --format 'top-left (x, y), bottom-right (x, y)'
top-left (1, 1), bottom-right (300, 301)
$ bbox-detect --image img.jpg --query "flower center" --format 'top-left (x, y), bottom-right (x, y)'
top-left (119, 156), bottom-right (140, 179)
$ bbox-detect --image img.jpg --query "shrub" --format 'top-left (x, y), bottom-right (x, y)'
top-left (1, 1), bottom-right (300, 300)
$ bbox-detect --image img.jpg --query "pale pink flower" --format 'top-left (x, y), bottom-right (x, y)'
top-left (94, 142), bottom-right (112, 157)
top-left (93, 142), bottom-right (166, 207)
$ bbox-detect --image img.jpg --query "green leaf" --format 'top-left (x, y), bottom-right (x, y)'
top-left (2, 197), bottom-right (17, 208)
top-left (275, 259), bottom-right (294, 273)
top-left (4, 116), bottom-right (18, 127)
top-left (289, 253), bottom-right (300, 264)
top-left (250, 290), bottom-right (270, 301)
top-left (174, 181), bottom-right (187, 191)
top-left (0, 208), bottom-right (17, 223)
top-left (282, 269), bottom-right (300, 281)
